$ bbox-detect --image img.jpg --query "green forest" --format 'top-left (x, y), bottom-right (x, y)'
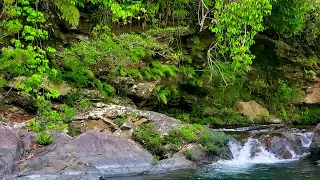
top-left (1, 0), bottom-right (320, 145)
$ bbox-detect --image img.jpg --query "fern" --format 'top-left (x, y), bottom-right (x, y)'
top-left (53, 0), bottom-right (80, 27)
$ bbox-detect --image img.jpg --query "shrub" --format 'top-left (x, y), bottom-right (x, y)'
top-left (132, 123), bottom-right (165, 158)
top-left (300, 107), bottom-right (320, 125)
top-left (200, 131), bottom-right (230, 154)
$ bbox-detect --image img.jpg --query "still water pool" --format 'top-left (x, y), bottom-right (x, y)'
top-left (127, 160), bottom-right (320, 180)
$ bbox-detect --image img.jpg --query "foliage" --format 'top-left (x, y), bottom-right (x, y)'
top-left (268, 0), bottom-right (311, 36)
top-left (132, 123), bottom-right (166, 158)
top-left (300, 107), bottom-right (320, 125)
top-left (28, 97), bottom-right (69, 145)
top-left (113, 115), bottom-right (127, 127)
top-left (208, 0), bottom-right (272, 85)
top-left (78, 99), bottom-right (90, 111)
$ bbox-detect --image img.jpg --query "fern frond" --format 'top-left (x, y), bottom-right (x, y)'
top-left (52, 0), bottom-right (80, 27)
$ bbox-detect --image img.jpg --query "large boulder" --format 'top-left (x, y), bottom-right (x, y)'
top-left (75, 103), bottom-right (181, 135)
top-left (260, 132), bottom-right (309, 159)
top-left (11, 131), bottom-right (154, 179)
top-left (310, 123), bottom-right (320, 163)
top-left (303, 83), bottom-right (320, 104)
top-left (0, 128), bottom-right (21, 178)
top-left (236, 101), bottom-right (269, 120)
top-left (149, 154), bottom-right (194, 174)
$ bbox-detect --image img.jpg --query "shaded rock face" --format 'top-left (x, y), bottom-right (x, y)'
top-left (0, 91), bottom-right (36, 113)
top-left (310, 123), bottom-right (320, 163)
top-left (236, 101), bottom-right (269, 120)
top-left (0, 128), bottom-right (21, 178)
top-left (0, 105), bottom-right (34, 124)
top-left (75, 103), bottom-right (181, 135)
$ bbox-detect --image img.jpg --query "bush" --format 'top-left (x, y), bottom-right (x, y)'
top-left (300, 107), bottom-right (320, 125)
top-left (132, 123), bottom-right (166, 158)
top-left (200, 131), bottom-right (230, 154)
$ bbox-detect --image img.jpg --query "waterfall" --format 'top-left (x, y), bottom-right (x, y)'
top-left (215, 132), bottom-right (313, 166)
top-left (220, 138), bottom-right (289, 165)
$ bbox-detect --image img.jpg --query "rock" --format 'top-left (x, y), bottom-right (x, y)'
top-left (133, 117), bottom-right (149, 127)
top-left (76, 104), bottom-right (181, 135)
top-left (130, 81), bottom-right (159, 99)
top-left (107, 76), bottom-right (158, 100)
top-left (260, 132), bottom-right (309, 159)
top-left (179, 144), bottom-right (207, 163)
top-left (0, 128), bottom-right (21, 178)
top-left (0, 91), bottom-right (36, 113)
top-left (268, 118), bottom-right (282, 124)
top-left (149, 154), bottom-right (194, 174)
top-left (260, 135), bottom-right (294, 159)
top-left (310, 123), bottom-right (320, 163)
top-left (236, 101), bottom-right (269, 120)
top-left (304, 84), bottom-right (320, 104)
top-left (83, 119), bottom-right (110, 132)
top-left (121, 121), bottom-right (136, 130)
top-left (113, 129), bottom-right (134, 138)
top-left (14, 131), bottom-right (154, 178)
top-left (0, 105), bottom-right (34, 124)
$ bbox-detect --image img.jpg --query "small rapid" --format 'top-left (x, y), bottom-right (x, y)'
top-left (222, 138), bottom-right (291, 165)
top-left (216, 132), bottom-right (313, 166)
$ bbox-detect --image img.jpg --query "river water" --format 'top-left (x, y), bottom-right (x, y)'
top-left (117, 132), bottom-right (320, 180)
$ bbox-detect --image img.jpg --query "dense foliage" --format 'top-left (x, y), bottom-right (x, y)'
top-left (2, 0), bottom-right (320, 144)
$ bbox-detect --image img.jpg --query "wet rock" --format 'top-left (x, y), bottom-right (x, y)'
top-left (260, 132), bottom-right (309, 159)
top-left (236, 101), bottom-right (269, 120)
top-left (14, 131), bottom-right (154, 178)
top-left (76, 103), bottom-right (181, 135)
top-left (0, 128), bottom-right (21, 178)
top-left (310, 123), bottom-right (320, 163)
top-left (149, 154), bottom-right (194, 174)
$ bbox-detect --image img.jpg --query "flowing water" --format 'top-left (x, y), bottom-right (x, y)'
top-left (120, 131), bottom-right (320, 180)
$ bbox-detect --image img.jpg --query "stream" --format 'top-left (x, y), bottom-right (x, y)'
top-left (115, 131), bottom-right (320, 180)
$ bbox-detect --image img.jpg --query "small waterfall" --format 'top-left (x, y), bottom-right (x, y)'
top-left (221, 138), bottom-right (287, 165)
top-left (215, 132), bottom-right (313, 166)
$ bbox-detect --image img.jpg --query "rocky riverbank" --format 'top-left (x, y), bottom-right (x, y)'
top-left (1, 103), bottom-right (320, 179)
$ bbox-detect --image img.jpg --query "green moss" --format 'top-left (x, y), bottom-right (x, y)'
top-left (67, 123), bottom-right (82, 137)
top-left (183, 149), bottom-right (193, 160)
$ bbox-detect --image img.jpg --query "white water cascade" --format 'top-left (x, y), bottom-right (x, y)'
top-left (215, 132), bottom-right (313, 166)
